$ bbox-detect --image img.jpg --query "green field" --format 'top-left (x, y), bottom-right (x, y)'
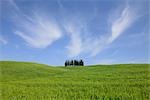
top-left (0, 61), bottom-right (149, 100)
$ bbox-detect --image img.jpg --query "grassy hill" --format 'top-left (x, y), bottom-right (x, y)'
top-left (0, 61), bottom-right (149, 100)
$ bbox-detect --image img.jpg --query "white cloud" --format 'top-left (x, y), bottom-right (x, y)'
top-left (7, 0), bottom-right (20, 11)
top-left (64, 22), bottom-right (107, 57)
top-left (66, 33), bottom-right (82, 57)
top-left (64, 21), bottom-right (83, 57)
top-left (83, 36), bottom-right (108, 57)
top-left (11, 1), bottom-right (62, 48)
top-left (14, 14), bottom-right (62, 48)
top-left (88, 5), bottom-right (137, 57)
top-left (63, 5), bottom-right (138, 57)
top-left (0, 36), bottom-right (7, 45)
top-left (108, 6), bottom-right (135, 43)
top-left (10, 0), bottom-right (140, 57)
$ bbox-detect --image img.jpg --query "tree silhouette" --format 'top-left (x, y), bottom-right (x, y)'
top-left (67, 60), bottom-right (70, 66)
top-left (79, 59), bottom-right (84, 66)
top-left (65, 61), bottom-right (67, 67)
top-left (74, 60), bottom-right (78, 66)
top-left (64, 59), bottom-right (84, 67)
top-left (71, 60), bottom-right (73, 66)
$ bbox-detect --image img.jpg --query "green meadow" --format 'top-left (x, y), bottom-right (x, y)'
top-left (0, 61), bottom-right (149, 100)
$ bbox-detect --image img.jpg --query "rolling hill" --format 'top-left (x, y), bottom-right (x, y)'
top-left (0, 61), bottom-right (149, 99)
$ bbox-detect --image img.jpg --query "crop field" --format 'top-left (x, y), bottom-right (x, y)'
top-left (0, 61), bottom-right (149, 100)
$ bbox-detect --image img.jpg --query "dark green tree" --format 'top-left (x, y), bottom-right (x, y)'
top-left (80, 59), bottom-right (84, 66)
top-left (65, 61), bottom-right (67, 67)
top-left (70, 60), bottom-right (73, 66)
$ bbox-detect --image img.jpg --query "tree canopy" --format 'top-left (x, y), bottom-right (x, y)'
top-left (65, 59), bottom-right (84, 67)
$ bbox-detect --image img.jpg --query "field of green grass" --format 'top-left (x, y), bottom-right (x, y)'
top-left (0, 61), bottom-right (149, 100)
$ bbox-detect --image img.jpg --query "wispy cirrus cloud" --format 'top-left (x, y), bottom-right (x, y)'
top-left (11, 0), bottom-right (62, 48)
top-left (14, 14), bottom-right (62, 48)
top-left (90, 5), bottom-right (138, 56)
top-left (108, 5), bottom-right (136, 43)
top-left (0, 36), bottom-right (7, 45)
top-left (63, 4), bottom-right (139, 57)
top-left (9, 0), bottom-right (141, 57)
top-left (64, 23), bottom-right (83, 57)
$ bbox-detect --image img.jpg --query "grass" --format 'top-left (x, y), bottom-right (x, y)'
top-left (0, 61), bottom-right (149, 100)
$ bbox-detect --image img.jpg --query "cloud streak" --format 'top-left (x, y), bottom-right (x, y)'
top-left (63, 4), bottom-right (138, 57)
top-left (108, 5), bottom-right (136, 43)
top-left (90, 5), bottom-right (137, 56)
top-left (14, 14), bottom-right (62, 48)
top-left (63, 19), bottom-right (83, 57)
top-left (10, 0), bottom-right (140, 57)
top-left (0, 36), bottom-right (7, 45)
top-left (11, 1), bottom-right (62, 48)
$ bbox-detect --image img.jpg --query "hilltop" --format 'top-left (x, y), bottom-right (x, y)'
top-left (0, 61), bottom-right (149, 99)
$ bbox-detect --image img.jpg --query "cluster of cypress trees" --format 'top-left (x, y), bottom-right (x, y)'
top-left (65, 59), bottom-right (84, 66)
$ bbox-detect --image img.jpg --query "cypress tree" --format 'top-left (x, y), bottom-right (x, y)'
top-left (65, 61), bottom-right (67, 67)
top-left (80, 59), bottom-right (84, 66)
top-left (71, 60), bottom-right (73, 66)
top-left (64, 59), bottom-right (84, 67)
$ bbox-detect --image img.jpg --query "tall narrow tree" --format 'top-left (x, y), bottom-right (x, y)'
top-left (65, 61), bottom-right (67, 67)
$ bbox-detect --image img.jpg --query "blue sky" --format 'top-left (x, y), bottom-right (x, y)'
top-left (0, 0), bottom-right (149, 66)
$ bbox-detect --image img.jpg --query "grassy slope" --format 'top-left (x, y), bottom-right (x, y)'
top-left (0, 61), bottom-right (149, 100)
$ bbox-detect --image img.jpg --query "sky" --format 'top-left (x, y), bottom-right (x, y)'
top-left (0, 0), bottom-right (149, 66)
